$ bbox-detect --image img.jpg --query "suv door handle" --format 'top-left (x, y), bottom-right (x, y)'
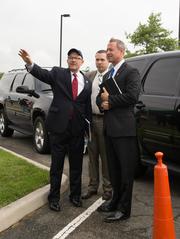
top-left (136, 101), bottom-right (145, 110)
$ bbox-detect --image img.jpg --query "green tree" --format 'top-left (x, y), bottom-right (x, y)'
top-left (125, 12), bottom-right (179, 57)
top-left (0, 72), bottom-right (3, 79)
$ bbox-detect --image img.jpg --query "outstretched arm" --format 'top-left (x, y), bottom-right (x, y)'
top-left (18, 49), bottom-right (33, 65)
top-left (19, 49), bottom-right (54, 85)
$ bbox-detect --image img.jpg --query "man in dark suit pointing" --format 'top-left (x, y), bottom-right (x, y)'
top-left (96, 38), bottom-right (141, 222)
top-left (19, 48), bottom-right (92, 211)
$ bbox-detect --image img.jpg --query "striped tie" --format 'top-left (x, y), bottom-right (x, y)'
top-left (98, 74), bottom-right (103, 86)
top-left (108, 67), bottom-right (115, 78)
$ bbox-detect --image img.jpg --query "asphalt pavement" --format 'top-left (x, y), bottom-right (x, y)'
top-left (0, 132), bottom-right (180, 239)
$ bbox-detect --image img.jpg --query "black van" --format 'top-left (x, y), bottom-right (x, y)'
top-left (126, 51), bottom-right (180, 175)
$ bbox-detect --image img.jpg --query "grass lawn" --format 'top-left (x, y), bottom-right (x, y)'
top-left (0, 149), bottom-right (49, 208)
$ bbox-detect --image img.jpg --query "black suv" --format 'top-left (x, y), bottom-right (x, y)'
top-left (0, 68), bottom-right (52, 153)
top-left (126, 51), bottom-right (180, 175)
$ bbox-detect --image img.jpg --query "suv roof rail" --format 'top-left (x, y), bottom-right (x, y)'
top-left (8, 68), bottom-right (26, 72)
top-left (8, 66), bottom-right (52, 73)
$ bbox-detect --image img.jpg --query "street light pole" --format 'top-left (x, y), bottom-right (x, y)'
top-left (59, 14), bottom-right (70, 67)
top-left (179, 0), bottom-right (180, 46)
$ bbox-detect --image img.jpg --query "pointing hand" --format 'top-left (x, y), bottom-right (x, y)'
top-left (18, 49), bottom-right (33, 65)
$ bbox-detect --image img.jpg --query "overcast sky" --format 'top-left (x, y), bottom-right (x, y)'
top-left (0, 0), bottom-right (179, 72)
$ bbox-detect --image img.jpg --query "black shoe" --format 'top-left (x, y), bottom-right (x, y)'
top-left (82, 191), bottom-right (97, 199)
top-left (102, 191), bottom-right (112, 201)
top-left (104, 211), bottom-right (130, 223)
top-left (69, 197), bottom-right (82, 207)
top-left (49, 201), bottom-right (61, 212)
top-left (97, 201), bottom-right (116, 212)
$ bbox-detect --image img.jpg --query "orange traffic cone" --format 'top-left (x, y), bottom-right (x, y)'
top-left (153, 152), bottom-right (176, 239)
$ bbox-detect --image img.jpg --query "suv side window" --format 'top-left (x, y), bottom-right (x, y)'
top-left (11, 73), bottom-right (25, 92)
top-left (35, 78), bottom-right (52, 92)
top-left (144, 58), bottom-right (180, 96)
top-left (23, 74), bottom-right (35, 90)
top-left (0, 73), bottom-right (15, 91)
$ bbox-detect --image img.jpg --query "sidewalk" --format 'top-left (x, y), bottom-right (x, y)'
top-left (0, 147), bottom-right (68, 233)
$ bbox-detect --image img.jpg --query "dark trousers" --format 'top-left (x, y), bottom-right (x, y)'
top-left (105, 136), bottom-right (139, 216)
top-left (48, 122), bottom-right (84, 203)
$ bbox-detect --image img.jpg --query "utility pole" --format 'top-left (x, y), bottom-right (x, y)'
top-left (59, 14), bottom-right (70, 67)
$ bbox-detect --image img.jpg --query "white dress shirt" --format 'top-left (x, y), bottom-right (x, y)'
top-left (70, 71), bottom-right (84, 95)
top-left (111, 59), bottom-right (125, 77)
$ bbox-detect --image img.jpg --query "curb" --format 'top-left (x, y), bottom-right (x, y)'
top-left (0, 146), bottom-right (50, 171)
top-left (0, 147), bottom-right (68, 233)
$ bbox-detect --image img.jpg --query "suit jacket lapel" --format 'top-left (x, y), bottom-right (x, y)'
top-left (63, 70), bottom-right (90, 100)
top-left (77, 72), bottom-right (89, 99)
top-left (64, 69), bottom-right (73, 99)
top-left (88, 71), bottom-right (97, 82)
top-left (114, 62), bottom-right (127, 79)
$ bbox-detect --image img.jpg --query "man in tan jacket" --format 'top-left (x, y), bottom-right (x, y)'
top-left (82, 50), bottom-right (112, 201)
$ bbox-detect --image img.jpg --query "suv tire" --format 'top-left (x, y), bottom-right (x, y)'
top-left (0, 109), bottom-right (14, 137)
top-left (134, 140), bottom-right (148, 178)
top-left (33, 116), bottom-right (50, 154)
top-left (134, 160), bottom-right (148, 179)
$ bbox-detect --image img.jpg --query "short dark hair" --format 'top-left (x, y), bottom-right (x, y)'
top-left (96, 50), bottom-right (107, 54)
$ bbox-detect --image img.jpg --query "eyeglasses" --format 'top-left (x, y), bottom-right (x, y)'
top-left (68, 56), bottom-right (82, 61)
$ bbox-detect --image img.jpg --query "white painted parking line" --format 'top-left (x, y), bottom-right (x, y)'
top-left (52, 197), bottom-right (104, 239)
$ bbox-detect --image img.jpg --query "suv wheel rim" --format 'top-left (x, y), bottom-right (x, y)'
top-left (35, 121), bottom-right (44, 150)
top-left (0, 113), bottom-right (5, 133)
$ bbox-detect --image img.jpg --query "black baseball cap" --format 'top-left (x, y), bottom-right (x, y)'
top-left (68, 48), bottom-right (83, 59)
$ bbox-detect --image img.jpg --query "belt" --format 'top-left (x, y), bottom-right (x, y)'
top-left (93, 114), bottom-right (103, 117)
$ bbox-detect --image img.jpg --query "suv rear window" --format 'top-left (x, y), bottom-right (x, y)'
top-left (126, 58), bottom-right (147, 76)
top-left (144, 57), bottom-right (180, 96)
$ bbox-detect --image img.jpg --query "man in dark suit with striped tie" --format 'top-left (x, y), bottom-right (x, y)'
top-left (19, 48), bottom-right (92, 212)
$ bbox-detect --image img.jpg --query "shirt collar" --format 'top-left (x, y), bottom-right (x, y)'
top-left (97, 69), bottom-right (108, 77)
top-left (113, 59), bottom-right (125, 74)
top-left (71, 71), bottom-right (81, 77)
